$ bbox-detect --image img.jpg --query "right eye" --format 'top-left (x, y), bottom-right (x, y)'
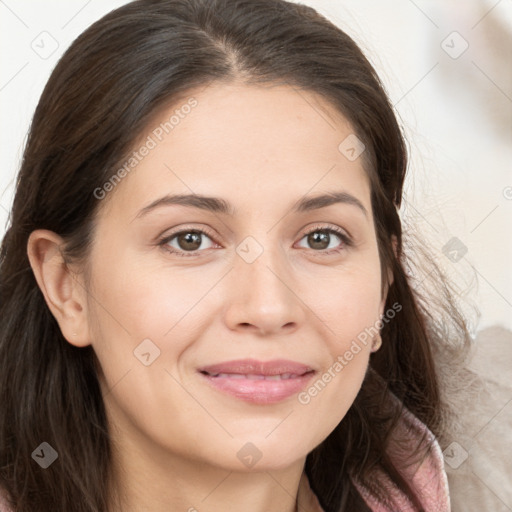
top-left (159, 228), bottom-right (219, 257)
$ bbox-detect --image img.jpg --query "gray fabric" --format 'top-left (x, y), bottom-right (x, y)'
top-left (445, 325), bottom-right (512, 511)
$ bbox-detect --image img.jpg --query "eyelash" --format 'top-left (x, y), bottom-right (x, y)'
top-left (158, 224), bottom-right (353, 258)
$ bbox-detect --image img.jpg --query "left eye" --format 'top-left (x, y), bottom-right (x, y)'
top-left (296, 228), bottom-right (349, 252)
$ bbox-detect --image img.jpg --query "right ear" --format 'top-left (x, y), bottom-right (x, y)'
top-left (27, 229), bottom-right (92, 348)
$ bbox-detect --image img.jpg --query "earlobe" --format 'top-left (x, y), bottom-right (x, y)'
top-left (27, 230), bottom-right (91, 347)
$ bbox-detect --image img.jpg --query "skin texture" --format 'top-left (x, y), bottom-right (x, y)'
top-left (27, 82), bottom-right (392, 512)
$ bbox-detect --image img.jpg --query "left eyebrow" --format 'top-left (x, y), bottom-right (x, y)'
top-left (293, 191), bottom-right (368, 218)
top-left (133, 190), bottom-right (368, 220)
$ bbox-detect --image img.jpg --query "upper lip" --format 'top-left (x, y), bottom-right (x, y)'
top-left (198, 358), bottom-right (315, 376)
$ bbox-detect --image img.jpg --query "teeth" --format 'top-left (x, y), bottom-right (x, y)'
top-left (209, 373), bottom-right (300, 380)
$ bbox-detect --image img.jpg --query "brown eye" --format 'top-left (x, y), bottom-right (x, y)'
top-left (307, 231), bottom-right (331, 250)
top-left (296, 226), bottom-right (352, 255)
top-left (176, 231), bottom-right (203, 251)
top-left (160, 229), bottom-right (216, 256)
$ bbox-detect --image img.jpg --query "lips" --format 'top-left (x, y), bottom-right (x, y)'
top-left (204, 373), bottom-right (301, 380)
top-left (198, 359), bottom-right (316, 404)
top-left (198, 358), bottom-right (314, 377)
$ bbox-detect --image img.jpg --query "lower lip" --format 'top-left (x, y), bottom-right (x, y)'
top-left (199, 372), bottom-right (315, 404)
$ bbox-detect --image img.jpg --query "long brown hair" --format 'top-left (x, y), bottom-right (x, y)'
top-left (0, 0), bottom-right (475, 510)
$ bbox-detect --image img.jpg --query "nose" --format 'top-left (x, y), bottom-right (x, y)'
top-left (223, 239), bottom-right (306, 336)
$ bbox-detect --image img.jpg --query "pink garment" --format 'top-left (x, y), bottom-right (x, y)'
top-left (297, 404), bottom-right (451, 512)
top-left (0, 487), bottom-right (11, 512)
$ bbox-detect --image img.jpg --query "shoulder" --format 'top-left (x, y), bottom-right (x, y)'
top-left (352, 403), bottom-right (451, 512)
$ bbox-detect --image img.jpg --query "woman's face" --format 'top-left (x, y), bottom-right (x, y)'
top-left (84, 82), bottom-right (388, 472)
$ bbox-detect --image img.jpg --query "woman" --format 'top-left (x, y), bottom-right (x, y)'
top-left (0, 0), bottom-right (474, 510)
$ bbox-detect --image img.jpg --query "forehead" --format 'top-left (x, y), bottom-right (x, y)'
top-left (98, 82), bottom-right (372, 220)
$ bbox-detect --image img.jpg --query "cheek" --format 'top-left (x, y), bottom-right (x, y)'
top-left (85, 257), bottom-right (220, 459)
top-left (88, 248), bottom-right (209, 342)
top-left (304, 259), bottom-right (384, 342)
top-left (294, 320), bottom-right (372, 453)
top-left (292, 257), bottom-right (383, 438)
top-left (85, 247), bottom-right (226, 404)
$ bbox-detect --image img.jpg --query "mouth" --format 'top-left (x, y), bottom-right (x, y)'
top-left (200, 371), bottom-right (309, 380)
top-left (197, 359), bottom-right (316, 404)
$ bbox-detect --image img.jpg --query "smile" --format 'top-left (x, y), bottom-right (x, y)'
top-left (197, 359), bottom-right (316, 404)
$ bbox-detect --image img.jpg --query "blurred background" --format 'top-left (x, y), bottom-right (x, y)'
top-left (0, 1), bottom-right (511, 509)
